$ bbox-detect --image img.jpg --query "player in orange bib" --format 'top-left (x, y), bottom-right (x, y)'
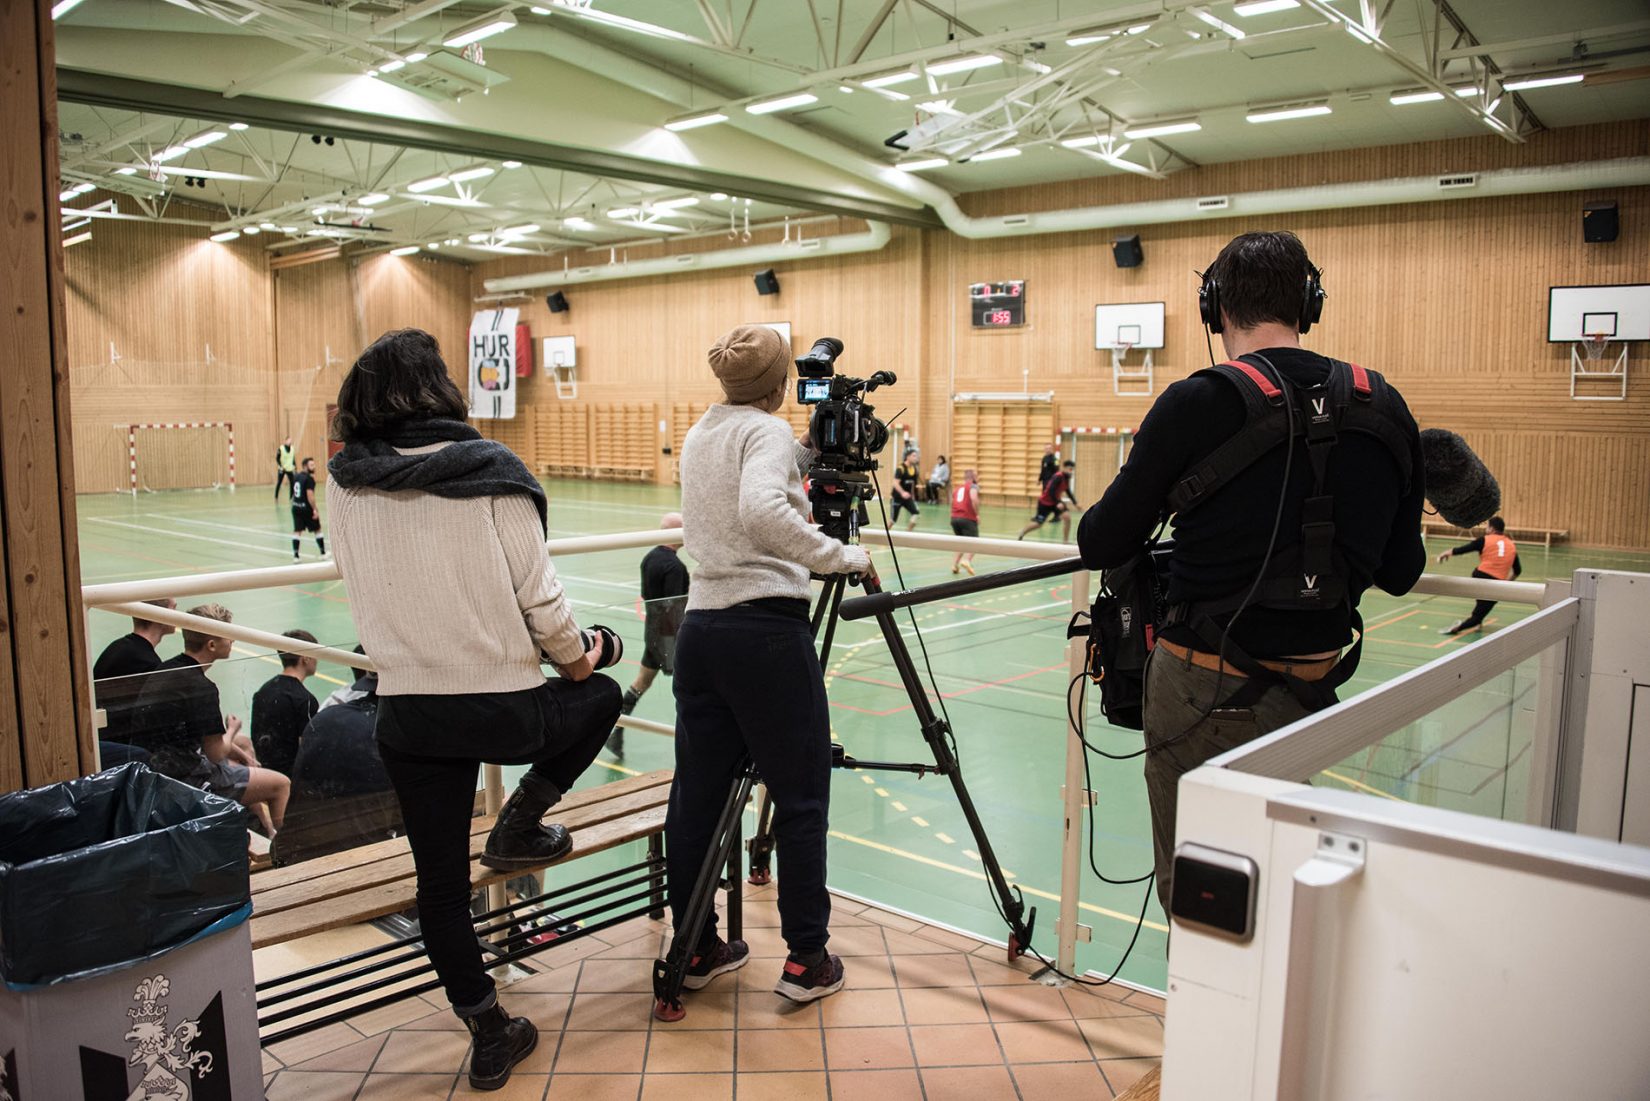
top-left (949, 469), bottom-right (981, 575)
top-left (1436, 515), bottom-right (1521, 635)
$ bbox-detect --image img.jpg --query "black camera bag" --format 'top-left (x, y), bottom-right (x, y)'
top-left (1068, 542), bottom-right (1172, 731)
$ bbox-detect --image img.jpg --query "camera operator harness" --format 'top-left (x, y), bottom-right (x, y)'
top-left (1081, 354), bottom-right (1413, 721)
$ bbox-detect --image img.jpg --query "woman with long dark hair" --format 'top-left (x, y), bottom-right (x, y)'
top-left (327, 328), bottom-right (621, 1091)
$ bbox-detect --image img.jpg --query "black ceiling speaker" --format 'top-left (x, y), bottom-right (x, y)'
top-left (754, 268), bottom-right (780, 295)
top-left (1583, 200), bottom-right (1619, 243)
top-left (1112, 234), bottom-right (1144, 268)
top-left (546, 291), bottom-right (569, 313)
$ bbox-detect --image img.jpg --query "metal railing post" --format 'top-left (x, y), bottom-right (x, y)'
top-left (1055, 568), bottom-right (1091, 977)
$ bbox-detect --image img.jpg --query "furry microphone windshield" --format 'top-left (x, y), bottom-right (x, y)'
top-left (1420, 428), bottom-right (1501, 528)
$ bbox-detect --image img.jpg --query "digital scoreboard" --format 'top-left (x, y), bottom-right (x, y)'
top-left (969, 280), bottom-right (1026, 328)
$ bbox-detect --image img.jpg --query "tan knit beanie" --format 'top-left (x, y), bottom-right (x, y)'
top-left (708, 325), bottom-right (790, 403)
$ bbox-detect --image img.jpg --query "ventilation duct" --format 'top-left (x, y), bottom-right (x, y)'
top-left (483, 220), bottom-right (891, 294)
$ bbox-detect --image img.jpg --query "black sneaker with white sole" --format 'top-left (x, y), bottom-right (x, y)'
top-left (682, 937), bottom-right (749, 991)
top-left (774, 952), bottom-right (845, 1004)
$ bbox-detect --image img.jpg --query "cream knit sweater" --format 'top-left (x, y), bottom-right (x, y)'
top-left (329, 446), bottom-right (585, 695)
top-left (681, 403), bottom-right (870, 611)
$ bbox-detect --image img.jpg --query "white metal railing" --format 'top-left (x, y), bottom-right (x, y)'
top-left (80, 527), bottom-right (1546, 985)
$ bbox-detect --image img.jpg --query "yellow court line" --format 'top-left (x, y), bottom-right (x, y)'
top-left (229, 644), bottom-right (349, 687)
top-left (594, 759), bottom-right (643, 778)
top-left (828, 829), bottom-right (1170, 934)
top-left (1319, 768), bottom-right (1404, 801)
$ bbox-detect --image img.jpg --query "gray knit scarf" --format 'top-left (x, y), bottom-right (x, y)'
top-left (327, 419), bottom-right (547, 532)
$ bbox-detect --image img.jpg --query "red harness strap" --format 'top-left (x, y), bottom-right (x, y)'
top-left (1220, 359), bottom-right (1282, 399)
top-left (1349, 362), bottom-right (1371, 397)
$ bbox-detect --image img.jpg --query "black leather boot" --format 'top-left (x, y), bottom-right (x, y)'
top-left (462, 1002), bottom-right (537, 1090)
top-left (481, 771), bottom-right (573, 871)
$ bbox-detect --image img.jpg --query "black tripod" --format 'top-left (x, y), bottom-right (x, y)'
top-left (651, 556), bottom-right (1081, 1020)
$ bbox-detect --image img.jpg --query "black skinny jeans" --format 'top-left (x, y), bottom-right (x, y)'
top-left (1458, 568), bottom-right (1501, 630)
top-left (668, 604), bottom-right (833, 955)
top-left (377, 675), bottom-right (619, 1014)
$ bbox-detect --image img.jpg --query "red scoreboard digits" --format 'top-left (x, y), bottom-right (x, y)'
top-left (969, 280), bottom-right (1027, 328)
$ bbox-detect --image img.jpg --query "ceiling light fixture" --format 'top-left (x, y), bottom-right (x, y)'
top-left (449, 165), bottom-right (495, 182)
top-left (500, 224), bottom-right (540, 235)
top-left (152, 145), bottom-right (189, 164)
top-left (407, 175), bottom-right (451, 193)
top-left (501, 160), bottom-right (523, 168)
top-left (445, 237), bottom-right (461, 246)
top-left (209, 230), bottom-right (240, 243)
top-left (114, 166), bottom-right (138, 175)
top-left (360, 193), bottom-right (392, 206)
top-left (1060, 134), bottom-right (1104, 149)
top-left (665, 110), bottom-right (729, 132)
top-left (1390, 89), bottom-right (1445, 104)
top-left (607, 207), bottom-right (639, 218)
top-left (406, 51), bottom-right (429, 63)
top-left (51, 0), bottom-right (85, 18)
top-left (427, 243), bottom-right (441, 250)
top-left (546, 0), bottom-right (696, 42)
top-left (709, 192), bottom-right (729, 200)
top-left (926, 54), bottom-right (1002, 76)
top-left (228, 122), bottom-right (249, 132)
top-left (243, 225), bottom-right (261, 235)
top-left (746, 92), bottom-right (819, 114)
top-left (390, 245), bottom-right (420, 256)
top-left (967, 147), bottom-right (1022, 162)
top-left (443, 9), bottom-right (517, 48)
top-left (895, 158), bottom-right (949, 172)
top-left (863, 70), bottom-right (919, 88)
top-left (260, 222), bottom-right (277, 230)
top-left (918, 100), bottom-right (963, 116)
top-left (469, 233), bottom-right (490, 242)
top-left (1123, 118), bottom-right (1203, 139)
top-left (1068, 22), bottom-right (1150, 46)
top-left (1502, 72), bottom-right (1584, 91)
top-left (1246, 102), bottom-right (1332, 122)
top-left (1192, 9), bottom-right (1246, 39)
top-left (563, 217), bottom-right (595, 231)
top-left (379, 59), bottom-right (407, 73)
top-left (1233, 0), bottom-right (1299, 13)
top-left (653, 196), bottom-right (700, 209)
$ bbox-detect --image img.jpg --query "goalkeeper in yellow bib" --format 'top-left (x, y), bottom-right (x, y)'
top-left (274, 436), bottom-right (297, 499)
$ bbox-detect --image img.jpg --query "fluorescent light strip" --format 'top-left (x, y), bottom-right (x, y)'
top-left (1192, 9), bottom-right (1246, 39)
top-left (228, 122), bottom-right (249, 131)
top-left (360, 193), bottom-right (391, 206)
top-left (407, 175), bottom-right (451, 193)
top-left (501, 160), bottom-right (523, 168)
top-left (1233, 0), bottom-right (1299, 14)
top-left (863, 70), bottom-right (919, 88)
top-left (114, 167), bottom-right (138, 176)
top-left (1503, 73), bottom-right (1584, 91)
top-left (967, 147), bottom-right (1022, 162)
top-left (895, 158), bottom-right (949, 172)
top-left (152, 146), bottom-right (189, 164)
top-left (390, 245), bottom-right (420, 256)
top-left (563, 218), bottom-right (595, 231)
top-left (407, 52), bottom-right (429, 63)
top-left (653, 196), bottom-right (700, 209)
top-left (1123, 119), bottom-right (1202, 139)
top-left (379, 59), bottom-right (407, 73)
top-left (1390, 89), bottom-right (1445, 105)
top-left (1060, 135), bottom-right (1103, 149)
top-left (51, 0), bottom-right (85, 18)
top-left (918, 100), bottom-right (963, 116)
top-left (243, 226), bottom-right (261, 235)
top-left (607, 208), bottom-right (638, 218)
top-left (449, 166), bottom-right (495, 182)
top-left (547, 0), bottom-right (695, 42)
top-left (926, 54), bottom-right (1002, 76)
top-left (664, 111), bottom-right (729, 132)
top-left (746, 93), bottom-right (818, 114)
top-left (183, 131), bottom-right (227, 148)
top-left (500, 224), bottom-right (540, 235)
top-left (1067, 22), bottom-right (1151, 46)
top-left (1246, 103), bottom-right (1332, 122)
top-left (210, 231), bottom-right (240, 243)
top-left (443, 11), bottom-right (517, 48)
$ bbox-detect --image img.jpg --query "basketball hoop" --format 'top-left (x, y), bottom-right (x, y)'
top-left (1581, 332), bottom-right (1612, 364)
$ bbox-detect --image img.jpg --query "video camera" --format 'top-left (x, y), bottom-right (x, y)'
top-left (794, 337), bottom-right (896, 543)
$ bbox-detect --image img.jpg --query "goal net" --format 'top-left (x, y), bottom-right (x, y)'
top-left (124, 422), bottom-right (237, 493)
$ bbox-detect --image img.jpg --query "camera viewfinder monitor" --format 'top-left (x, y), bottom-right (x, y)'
top-left (798, 378), bottom-right (832, 404)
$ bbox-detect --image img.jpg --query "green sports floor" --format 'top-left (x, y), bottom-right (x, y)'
top-left (78, 481), bottom-right (1650, 990)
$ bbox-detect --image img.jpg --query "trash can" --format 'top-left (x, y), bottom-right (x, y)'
top-left (0, 763), bottom-right (263, 1100)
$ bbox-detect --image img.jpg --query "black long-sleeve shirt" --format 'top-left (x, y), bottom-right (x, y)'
top-left (1078, 348), bottom-right (1426, 658)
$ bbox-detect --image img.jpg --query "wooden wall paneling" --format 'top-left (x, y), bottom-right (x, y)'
top-left (272, 256), bottom-right (359, 476)
top-left (2, 0), bottom-right (94, 788)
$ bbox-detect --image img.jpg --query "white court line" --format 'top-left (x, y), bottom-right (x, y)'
top-left (87, 516), bottom-right (294, 557)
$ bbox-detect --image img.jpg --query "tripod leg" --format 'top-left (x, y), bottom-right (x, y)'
top-left (653, 764), bottom-right (757, 1021)
top-left (747, 784), bottom-right (775, 886)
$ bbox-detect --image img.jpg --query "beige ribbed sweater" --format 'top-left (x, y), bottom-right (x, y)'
top-left (329, 451), bottom-right (584, 695)
top-left (681, 403), bottom-right (870, 610)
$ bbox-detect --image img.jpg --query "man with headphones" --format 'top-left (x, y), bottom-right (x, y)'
top-left (1077, 231), bottom-right (1426, 915)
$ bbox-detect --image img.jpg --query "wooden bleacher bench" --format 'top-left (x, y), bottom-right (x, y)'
top-left (252, 771), bottom-right (672, 1042)
top-left (250, 769), bottom-right (670, 949)
top-left (1421, 520), bottom-right (1569, 550)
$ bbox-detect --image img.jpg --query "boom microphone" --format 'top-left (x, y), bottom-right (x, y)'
top-left (1420, 428), bottom-right (1501, 528)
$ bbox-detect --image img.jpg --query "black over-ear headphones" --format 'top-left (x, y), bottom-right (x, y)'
top-left (1199, 266), bottom-right (1327, 335)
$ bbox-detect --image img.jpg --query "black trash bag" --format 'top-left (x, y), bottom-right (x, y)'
top-left (0, 762), bottom-right (250, 987)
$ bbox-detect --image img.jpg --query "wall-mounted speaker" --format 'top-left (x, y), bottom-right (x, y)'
top-left (754, 268), bottom-right (780, 295)
top-left (1112, 234), bottom-right (1144, 269)
top-left (546, 291), bottom-right (570, 313)
top-left (1583, 201), bottom-right (1619, 243)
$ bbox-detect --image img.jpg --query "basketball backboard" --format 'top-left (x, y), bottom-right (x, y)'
top-left (1095, 302), bottom-right (1165, 350)
top-left (1547, 284), bottom-right (1650, 342)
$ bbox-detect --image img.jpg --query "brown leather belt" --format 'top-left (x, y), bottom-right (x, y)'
top-left (1157, 639), bottom-right (1338, 682)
